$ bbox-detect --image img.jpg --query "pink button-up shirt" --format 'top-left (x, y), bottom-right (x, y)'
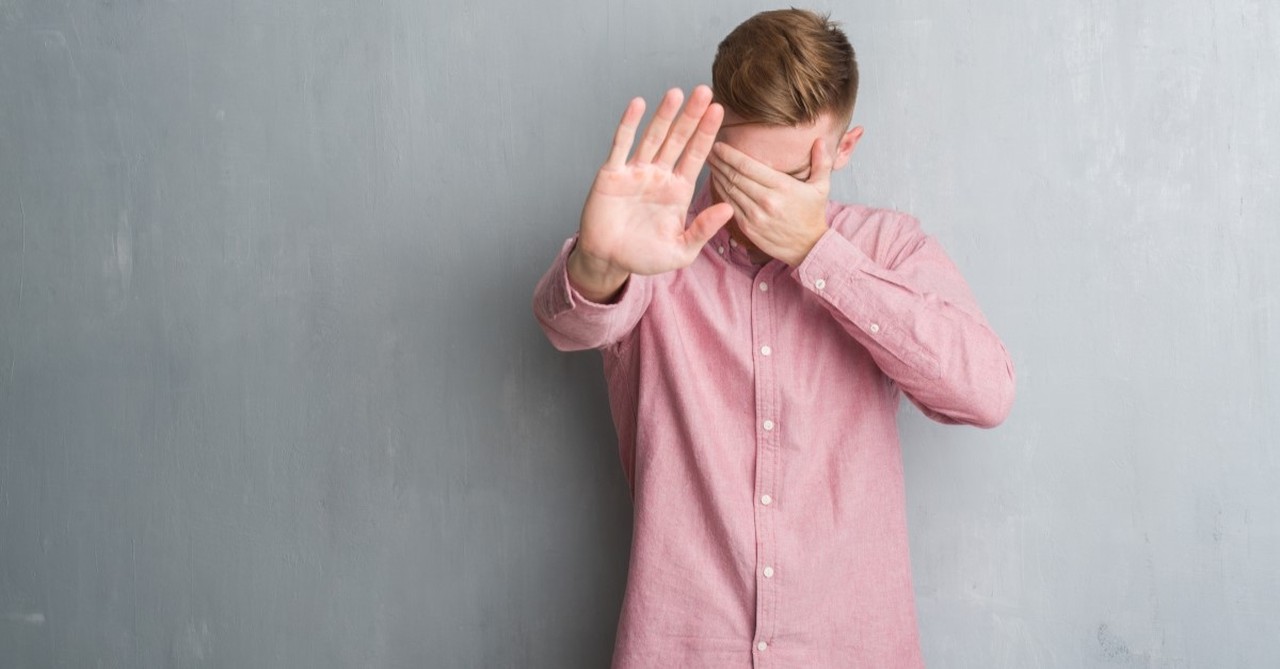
top-left (533, 186), bottom-right (1015, 668)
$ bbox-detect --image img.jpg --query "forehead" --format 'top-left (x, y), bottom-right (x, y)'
top-left (716, 112), bottom-right (840, 171)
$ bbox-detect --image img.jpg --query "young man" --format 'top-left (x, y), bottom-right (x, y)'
top-left (533, 9), bottom-right (1015, 668)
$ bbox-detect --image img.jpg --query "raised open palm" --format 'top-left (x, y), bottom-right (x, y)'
top-left (575, 86), bottom-right (734, 279)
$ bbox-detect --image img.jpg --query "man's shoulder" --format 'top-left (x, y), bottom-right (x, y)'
top-left (827, 200), bottom-right (922, 236)
top-left (826, 200), bottom-right (927, 266)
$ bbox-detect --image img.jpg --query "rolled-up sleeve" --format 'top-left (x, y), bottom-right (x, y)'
top-left (790, 220), bottom-right (1016, 428)
top-left (532, 236), bottom-right (653, 351)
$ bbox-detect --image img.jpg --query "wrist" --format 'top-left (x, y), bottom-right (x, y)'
top-left (568, 244), bottom-right (630, 303)
top-left (786, 221), bottom-right (829, 267)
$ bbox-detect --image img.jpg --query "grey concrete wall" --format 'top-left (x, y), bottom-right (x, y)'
top-left (0, 0), bottom-right (1275, 667)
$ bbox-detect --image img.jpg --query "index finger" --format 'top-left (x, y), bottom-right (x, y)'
top-left (655, 85), bottom-right (714, 169)
top-left (672, 102), bottom-right (725, 182)
top-left (710, 141), bottom-right (783, 189)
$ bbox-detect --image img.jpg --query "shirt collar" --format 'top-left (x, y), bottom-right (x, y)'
top-left (691, 181), bottom-right (765, 271)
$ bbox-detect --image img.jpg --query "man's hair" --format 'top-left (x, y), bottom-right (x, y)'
top-left (712, 9), bottom-right (859, 128)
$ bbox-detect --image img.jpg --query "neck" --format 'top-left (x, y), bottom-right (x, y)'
top-left (727, 220), bottom-right (773, 265)
top-left (712, 186), bottom-right (773, 265)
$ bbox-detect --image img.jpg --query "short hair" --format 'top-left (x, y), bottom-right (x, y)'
top-left (712, 9), bottom-right (859, 128)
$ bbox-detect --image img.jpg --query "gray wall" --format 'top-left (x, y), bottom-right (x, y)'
top-left (1, 0), bottom-right (1276, 666)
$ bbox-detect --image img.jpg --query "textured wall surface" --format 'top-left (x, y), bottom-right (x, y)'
top-left (1, 0), bottom-right (1276, 667)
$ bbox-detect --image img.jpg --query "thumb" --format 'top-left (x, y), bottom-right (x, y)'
top-left (683, 202), bottom-right (733, 250)
top-left (807, 138), bottom-right (833, 186)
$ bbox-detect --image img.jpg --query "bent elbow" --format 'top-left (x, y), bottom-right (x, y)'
top-left (969, 394), bottom-right (1012, 429)
top-left (969, 360), bottom-right (1016, 429)
top-left (533, 311), bottom-right (602, 353)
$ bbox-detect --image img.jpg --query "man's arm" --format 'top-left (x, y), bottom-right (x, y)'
top-left (531, 85), bottom-right (733, 350)
top-left (707, 137), bottom-right (1014, 427)
top-left (532, 236), bottom-right (652, 351)
top-left (792, 217), bottom-right (1016, 428)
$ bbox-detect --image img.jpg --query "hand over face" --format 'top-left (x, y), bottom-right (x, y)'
top-left (707, 139), bottom-right (833, 267)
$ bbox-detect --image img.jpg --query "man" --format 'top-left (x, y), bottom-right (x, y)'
top-left (532, 9), bottom-right (1015, 668)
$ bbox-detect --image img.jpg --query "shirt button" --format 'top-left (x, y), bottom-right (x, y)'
top-left (717, 246), bottom-right (725, 254)
top-left (869, 323), bottom-right (880, 333)
top-left (763, 566), bottom-right (775, 578)
top-left (758, 282), bottom-right (768, 292)
top-left (730, 239), bottom-right (739, 248)
top-left (760, 345), bottom-right (772, 356)
top-left (761, 494), bottom-right (772, 506)
top-left (763, 419), bottom-right (775, 431)
top-left (814, 278), bottom-right (826, 290)
top-left (757, 641), bottom-right (768, 652)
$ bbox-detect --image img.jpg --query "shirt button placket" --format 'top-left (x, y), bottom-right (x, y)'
top-left (751, 271), bottom-right (779, 665)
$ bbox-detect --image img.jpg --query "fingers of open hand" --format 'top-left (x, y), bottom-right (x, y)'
top-left (632, 88), bottom-right (684, 165)
top-left (654, 85), bottom-right (713, 170)
top-left (605, 97), bottom-right (646, 170)
top-left (673, 100), bottom-right (724, 182)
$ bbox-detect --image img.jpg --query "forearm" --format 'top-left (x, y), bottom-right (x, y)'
top-left (533, 237), bottom-right (651, 351)
top-left (793, 228), bottom-right (1016, 427)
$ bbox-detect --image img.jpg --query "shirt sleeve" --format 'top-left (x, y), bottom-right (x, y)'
top-left (531, 236), bottom-right (653, 351)
top-left (790, 220), bottom-right (1016, 428)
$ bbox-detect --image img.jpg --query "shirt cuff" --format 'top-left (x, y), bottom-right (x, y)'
top-left (790, 227), bottom-right (942, 379)
top-left (537, 237), bottom-right (643, 325)
top-left (791, 227), bottom-right (866, 297)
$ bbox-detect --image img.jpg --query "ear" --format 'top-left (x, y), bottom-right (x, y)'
top-left (831, 126), bottom-right (863, 171)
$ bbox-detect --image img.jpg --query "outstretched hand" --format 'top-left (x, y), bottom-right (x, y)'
top-left (569, 86), bottom-right (734, 302)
